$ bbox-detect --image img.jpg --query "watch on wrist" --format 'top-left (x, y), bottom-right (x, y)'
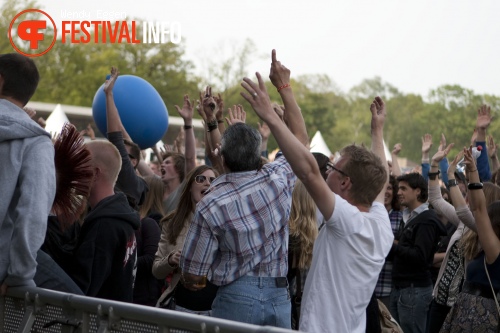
top-left (448, 179), bottom-right (458, 188)
top-left (467, 182), bottom-right (483, 190)
top-left (428, 170), bottom-right (440, 180)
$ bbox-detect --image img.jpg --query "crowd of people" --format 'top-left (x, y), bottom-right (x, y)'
top-left (1, 50), bottom-right (500, 333)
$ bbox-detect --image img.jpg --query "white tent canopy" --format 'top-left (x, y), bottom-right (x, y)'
top-left (45, 104), bottom-right (69, 136)
top-left (310, 131), bottom-right (332, 157)
top-left (383, 140), bottom-right (392, 162)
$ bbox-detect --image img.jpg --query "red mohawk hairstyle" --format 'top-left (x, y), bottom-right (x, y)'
top-left (52, 123), bottom-right (93, 229)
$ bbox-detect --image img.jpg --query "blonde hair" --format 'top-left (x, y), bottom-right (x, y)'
top-left (86, 140), bottom-right (121, 185)
top-left (461, 182), bottom-right (500, 260)
top-left (289, 180), bottom-right (318, 269)
top-left (139, 175), bottom-right (165, 219)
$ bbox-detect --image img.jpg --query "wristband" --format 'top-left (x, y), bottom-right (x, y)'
top-left (207, 119), bottom-right (218, 132)
top-left (468, 182), bottom-right (483, 190)
top-left (183, 125), bottom-right (193, 130)
top-left (217, 120), bottom-right (224, 124)
top-left (277, 83), bottom-right (291, 92)
top-left (428, 170), bottom-right (440, 180)
top-left (448, 179), bottom-right (458, 188)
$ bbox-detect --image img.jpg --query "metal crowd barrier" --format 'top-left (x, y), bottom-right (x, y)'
top-left (0, 287), bottom-right (295, 333)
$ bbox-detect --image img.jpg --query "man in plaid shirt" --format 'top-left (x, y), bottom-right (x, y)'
top-left (375, 175), bottom-right (404, 307)
top-left (180, 50), bottom-right (309, 328)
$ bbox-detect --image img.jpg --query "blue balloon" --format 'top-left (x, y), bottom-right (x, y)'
top-left (92, 75), bottom-right (169, 149)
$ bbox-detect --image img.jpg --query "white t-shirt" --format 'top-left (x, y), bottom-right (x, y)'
top-left (299, 195), bottom-right (394, 333)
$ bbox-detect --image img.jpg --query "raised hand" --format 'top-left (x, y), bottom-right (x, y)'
top-left (199, 86), bottom-right (217, 121)
top-left (37, 117), bottom-right (46, 129)
top-left (488, 135), bottom-right (498, 158)
top-left (272, 102), bottom-right (285, 123)
top-left (23, 106), bottom-right (36, 119)
top-left (422, 134), bottom-right (433, 154)
top-left (392, 143), bottom-right (402, 155)
top-left (258, 122), bottom-right (271, 141)
top-left (103, 67), bottom-right (119, 95)
top-left (448, 150), bottom-right (464, 176)
top-left (269, 49), bottom-right (290, 90)
top-left (240, 73), bottom-right (276, 123)
top-left (225, 105), bottom-right (246, 126)
top-left (370, 96), bottom-right (386, 131)
top-left (463, 146), bottom-right (476, 172)
top-left (476, 104), bottom-right (492, 130)
top-left (432, 133), bottom-right (453, 164)
top-left (174, 95), bottom-right (194, 122)
top-left (470, 128), bottom-right (478, 146)
top-left (214, 93), bottom-right (224, 121)
top-left (196, 100), bottom-right (207, 122)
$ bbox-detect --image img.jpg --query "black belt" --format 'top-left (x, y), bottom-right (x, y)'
top-left (235, 276), bottom-right (288, 288)
top-left (463, 281), bottom-right (500, 300)
top-left (274, 277), bottom-right (288, 288)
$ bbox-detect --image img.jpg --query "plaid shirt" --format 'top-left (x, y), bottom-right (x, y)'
top-left (180, 153), bottom-right (296, 286)
top-left (375, 209), bottom-right (403, 297)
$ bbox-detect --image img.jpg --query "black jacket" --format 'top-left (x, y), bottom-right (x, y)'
top-left (68, 192), bottom-right (140, 302)
top-left (392, 209), bottom-right (447, 287)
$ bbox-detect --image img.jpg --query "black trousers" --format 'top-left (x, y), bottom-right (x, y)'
top-left (427, 299), bottom-right (451, 333)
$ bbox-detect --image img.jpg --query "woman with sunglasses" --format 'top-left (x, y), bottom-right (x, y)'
top-left (153, 165), bottom-right (218, 315)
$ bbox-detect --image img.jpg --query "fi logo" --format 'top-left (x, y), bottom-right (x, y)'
top-left (9, 9), bottom-right (57, 57)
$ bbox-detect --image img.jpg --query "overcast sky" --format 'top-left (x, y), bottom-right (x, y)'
top-left (6, 0), bottom-right (500, 97)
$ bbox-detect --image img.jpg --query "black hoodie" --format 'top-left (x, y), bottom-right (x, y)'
top-left (392, 209), bottom-right (447, 287)
top-left (68, 192), bottom-right (140, 302)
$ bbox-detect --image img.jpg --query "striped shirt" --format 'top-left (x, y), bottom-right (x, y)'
top-left (180, 153), bottom-right (296, 286)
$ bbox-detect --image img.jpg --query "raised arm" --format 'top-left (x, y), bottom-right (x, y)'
top-left (241, 72), bottom-right (335, 220)
top-left (269, 50), bottom-right (308, 146)
top-left (487, 135), bottom-right (500, 172)
top-left (104, 67), bottom-right (148, 204)
top-left (175, 94), bottom-right (196, 174)
top-left (464, 146), bottom-right (500, 264)
top-left (214, 94), bottom-right (226, 135)
top-left (104, 67), bottom-right (132, 141)
top-left (370, 97), bottom-right (388, 204)
top-left (427, 141), bottom-right (467, 228)
top-left (421, 134), bottom-right (432, 180)
top-left (475, 105), bottom-right (492, 181)
top-left (391, 143), bottom-right (402, 176)
top-left (199, 86), bottom-right (222, 156)
top-left (258, 121), bottom-right (271, 158)
top-left (446, 151), bottom-right (476, 230)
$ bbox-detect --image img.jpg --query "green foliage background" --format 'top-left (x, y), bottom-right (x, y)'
top-left (3, 0), bottom-right (500, 164)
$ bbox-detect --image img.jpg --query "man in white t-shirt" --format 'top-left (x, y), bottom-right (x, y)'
top-left (242, 75), bottom-right (394, 332)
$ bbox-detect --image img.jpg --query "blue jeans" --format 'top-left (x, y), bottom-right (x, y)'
top-left (390, 284), bottom-right (433, 333)
top-left (211, 276), bottom-right (291, 329)
top-left (34, 250), bottom-right (83, 295)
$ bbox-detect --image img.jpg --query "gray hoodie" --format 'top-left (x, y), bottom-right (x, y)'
top-left (0, 99), bottom-right (56, 287)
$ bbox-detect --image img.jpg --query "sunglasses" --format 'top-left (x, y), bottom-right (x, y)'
top-left (326, 162), bottom-right (351, 182)
top-left (195, 175), bottom-right (216, 184)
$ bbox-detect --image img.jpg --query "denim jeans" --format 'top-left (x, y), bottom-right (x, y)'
top-left (390, 284), bottom-right (433, 333)
top-left (34, 250), bottom-right (83, 295)
top-left (211, 276), bottom-right (291, 329)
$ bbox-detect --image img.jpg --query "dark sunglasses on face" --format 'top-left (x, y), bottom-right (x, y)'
top-left (195, 175), bottom-right (216, 184)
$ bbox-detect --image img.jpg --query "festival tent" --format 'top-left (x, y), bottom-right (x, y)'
top-left (45, 104), bottom-right (70, 136)
top-left (310, 131), bottom-right (332, 157)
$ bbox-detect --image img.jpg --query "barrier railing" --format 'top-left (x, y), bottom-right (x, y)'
top-left (0, 287), bottom-right (295, 333)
